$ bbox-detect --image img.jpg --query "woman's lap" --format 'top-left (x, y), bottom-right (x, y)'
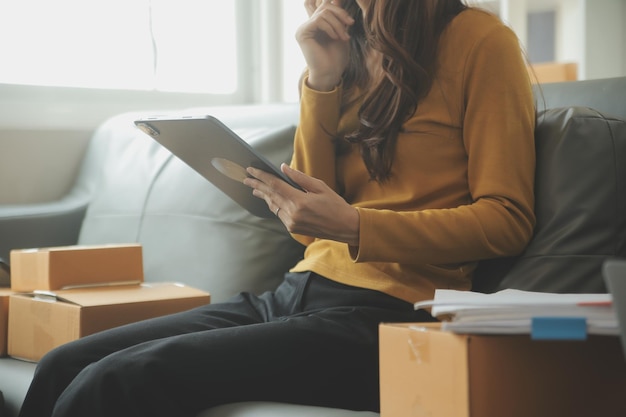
top-left (20, 272), bottom-right (434, 417)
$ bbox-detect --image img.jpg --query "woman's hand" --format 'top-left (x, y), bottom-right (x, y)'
top-left (243, 164), bottom-right (360, 247)
top-left (297, 0), bottom-right (355, 91)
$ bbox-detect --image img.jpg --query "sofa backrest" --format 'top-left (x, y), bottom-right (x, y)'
top-left (76, 105), bottom-right (305, 303)
top-left (537, 77), bottom-right (626, 121)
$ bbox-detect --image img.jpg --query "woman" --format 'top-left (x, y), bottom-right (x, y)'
top-left (18, 1), bottom-right (535, 416)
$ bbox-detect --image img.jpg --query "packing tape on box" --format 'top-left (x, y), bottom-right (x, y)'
top-left (408, 325), bottom-right (431, 365)
top-left (33, 290), bottom-right (58, 303)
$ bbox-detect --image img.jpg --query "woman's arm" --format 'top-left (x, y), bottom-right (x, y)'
top-left (245, 1), bottom-right (359, 247)
top-left (352, 25), bottom-right (536, 266)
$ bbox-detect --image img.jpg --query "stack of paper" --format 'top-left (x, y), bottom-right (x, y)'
top-left (414, 289), bottom-right (618, 339)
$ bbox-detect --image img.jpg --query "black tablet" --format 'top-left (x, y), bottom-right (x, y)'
top-left (134, 115), bottom-right (299, 218)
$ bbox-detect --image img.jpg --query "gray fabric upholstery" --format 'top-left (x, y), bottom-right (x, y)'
top-left (0, 197), bottom-right (88, 263)
top-left (76, 110), bottom-right (305, 302)
top-left (535, 77), bottom-right (626, 120)
top-left (197, 402), bottom-right (379, 417)
top-left (0, 359), bottom-right (36, 417)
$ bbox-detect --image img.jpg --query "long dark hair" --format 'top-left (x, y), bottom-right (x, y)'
top-left (342, 0), bottom-right (467, 182)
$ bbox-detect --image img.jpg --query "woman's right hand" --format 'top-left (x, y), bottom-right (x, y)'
top-left (296, 0), bottom-right (355, 92)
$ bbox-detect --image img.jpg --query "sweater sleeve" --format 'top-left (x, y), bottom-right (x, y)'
top-left (290, 78), bottom-right (343, 189)
top-left (289, 78), bottom-right (344, 247)
top-left (352, 25), bottom-right (536, 265)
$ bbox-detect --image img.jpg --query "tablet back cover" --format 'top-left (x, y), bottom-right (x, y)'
top-left (135, 116), bottom-right (296, 218)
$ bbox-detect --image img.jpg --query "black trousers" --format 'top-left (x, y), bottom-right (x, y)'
top-left (18, 272), bottom-right (435, 417)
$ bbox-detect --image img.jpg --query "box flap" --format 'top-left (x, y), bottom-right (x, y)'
top-left (52, 282), bottom-right (209, 307)
top-left (25, 243), bottom-right (142, 253)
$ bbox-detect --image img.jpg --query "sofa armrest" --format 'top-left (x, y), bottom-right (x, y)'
top-left (0, 109), bottom-right (130, 270)
top-left (0, 191), bottom-right (90, 266)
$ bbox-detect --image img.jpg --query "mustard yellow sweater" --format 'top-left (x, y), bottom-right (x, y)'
top-left (290, 8), bottom-right (536, 304)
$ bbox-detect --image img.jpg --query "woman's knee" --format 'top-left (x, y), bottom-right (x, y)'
top-left (35, 341), bottom-right (86, 379)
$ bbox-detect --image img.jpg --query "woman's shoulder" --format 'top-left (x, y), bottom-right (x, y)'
top-left (446, 7), bottom-right (516, 45)
top-left (453, 7), bottom-right (507, 27)
top-left (441, 7), bottom-right (521, 61)
top-left (435, 7), bottom-right (529, 95)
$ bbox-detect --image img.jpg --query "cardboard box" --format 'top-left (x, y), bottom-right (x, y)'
top-left (529, 61), bottom-right (578, 84)
top-left (0, 288), bottom-right (12, 356)
top-left (10, 244), bottom-right (144, 292)
top-left (379, 323), bottom-right (626, 417)
top-left (8, 282), bottom-right (210, 362)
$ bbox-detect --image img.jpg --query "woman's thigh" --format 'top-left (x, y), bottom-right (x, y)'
top-left (53, 304), bottom-right (428, 417)
top-left (44, 290), bottom-right (266, 368)
top-left (20, 291), bottom-right (268, 417)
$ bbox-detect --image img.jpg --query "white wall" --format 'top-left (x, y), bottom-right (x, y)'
top-left (584, 0), bottom-right (626, 80)
top-left (556, 0), bottom-right (585, 77)
top-left (484, 0), bottom-right (626, 81)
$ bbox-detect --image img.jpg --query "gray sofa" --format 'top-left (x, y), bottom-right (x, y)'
top-left (1, 77), bottom-right (625, 417)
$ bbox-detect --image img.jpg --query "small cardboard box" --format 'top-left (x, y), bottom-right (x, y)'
top-left (10, 244), bottom-right (144, 292)
top-left (379, 322), bottom-right (626, 417)
top-left (8, 282), bottom-right (210, 362)
top-left (0, 288), bottom-right (12, 356)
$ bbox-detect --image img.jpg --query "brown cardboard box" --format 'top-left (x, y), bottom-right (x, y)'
top-left (8, 282), bottom-right (210, 362)
top-left (10, 244), bottom-right (144, 292)
top-left (0, 288), bottom-right (12, 356)
top-left (379, 322), bottom-right (626, 417)
top-left (529, 61), bottom-right (578, 84)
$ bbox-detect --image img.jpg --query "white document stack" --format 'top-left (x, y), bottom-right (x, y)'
top-left (414, 289), bottom-right (618, 337)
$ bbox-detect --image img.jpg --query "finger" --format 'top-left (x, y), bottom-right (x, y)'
top-left (304, 0), bottom-right (317, 17)
top-left (311, 0), bottom-right (353, 25)
top-left (304, 0), bottom-right (338, 18)
top-left (309, 10), bottom-right (352, 41)
top-left (245, 167), bottom-right (279, 188)
top-left (251, 187), bottom-right (281, 217)
top-left (244, 170), bottom-right (292, 219)
top-left (324, 2), bottom-right (354, 26)
top-left (324, 0), bottom-right (345, 7)
top-left (243, 175), bottom-right (281, 211)
top-left (242, 173), bottom-right (273, 200)
top-left (281, 164), bottom-right (324, 193)
top-left (245, 167), bottom-right (299, 198)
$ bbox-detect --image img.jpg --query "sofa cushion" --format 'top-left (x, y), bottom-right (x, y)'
top-left (197, 401), bottom-right (379, 417)
top-left (474, 106), bottom-right (626, 293)
top-left (78, 110), bottom-right (305, 302)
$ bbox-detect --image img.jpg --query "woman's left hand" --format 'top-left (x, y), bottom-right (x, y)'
top-left (243, 164), bottom-right (360, 246)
